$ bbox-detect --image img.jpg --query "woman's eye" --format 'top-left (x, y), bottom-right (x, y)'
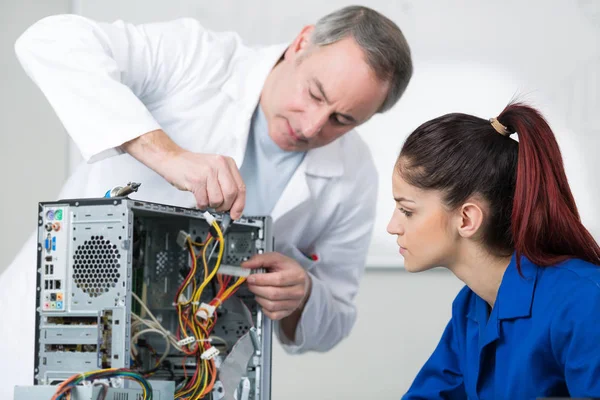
top-left (399, 207), bottom-right (413, 217)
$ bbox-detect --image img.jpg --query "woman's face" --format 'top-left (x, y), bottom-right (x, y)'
top-left (386, 166), bottom-right (460, 272)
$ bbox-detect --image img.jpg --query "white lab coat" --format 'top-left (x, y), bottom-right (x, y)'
top-left (0, 14), bottom-right (378, 395)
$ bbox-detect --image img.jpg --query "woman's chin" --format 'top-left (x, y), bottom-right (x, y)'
top-left (403, 259), bottom-right (431, 273)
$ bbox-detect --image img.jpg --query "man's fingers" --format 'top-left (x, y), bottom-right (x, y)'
top-left (206, 171), bottom-right (224, 209)
top-left (247, 284), bottom-right (304, 301)
top-left (192, 180), bottom-right (209, 209)
top-left (226, 157), bottom-right (246, 220)
top-left (261, 309), bottom-right (288, 321)
top-left (215, 156), bottom-right (238, 213)
top-left (241, 252), bottom-right (285, 269)
top-left (254, 296), bottom-right (298, 313)
top-left (246, 270), bottom-right (303, 287)
top-left (167, 152), bottom-right (245, 217)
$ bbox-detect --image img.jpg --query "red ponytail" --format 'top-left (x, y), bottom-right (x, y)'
top-left (498, 103), bottom-right (600, 268)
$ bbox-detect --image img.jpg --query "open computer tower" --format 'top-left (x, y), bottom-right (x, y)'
top-left (14, 197), bottom-right (273, 400)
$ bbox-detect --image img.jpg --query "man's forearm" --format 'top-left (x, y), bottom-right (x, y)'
top-left (121, 129), bottom-right (184, 184)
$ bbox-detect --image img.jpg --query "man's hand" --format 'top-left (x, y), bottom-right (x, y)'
top-left (122, 129), bottom-right (246, 219)
top-left (164, 151), bottom-right (246, 219)
top-left (242, 253), bottom-right (312, 321)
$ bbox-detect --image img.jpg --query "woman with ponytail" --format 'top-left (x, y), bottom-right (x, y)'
top-left (388, 103), bottom-right (600, 399)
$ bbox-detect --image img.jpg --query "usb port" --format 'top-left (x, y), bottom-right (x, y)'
top-left (45, 265), bottom-right (49, 275)
top-left (49, 265), bottom-right (54, 275)
top-left (44, 280), bottom-right (49, 290)
top-left (48, 280), bottom-right (54, 290)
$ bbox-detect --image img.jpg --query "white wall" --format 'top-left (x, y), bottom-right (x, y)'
top-left (0, 0), bottom-right (70, 272)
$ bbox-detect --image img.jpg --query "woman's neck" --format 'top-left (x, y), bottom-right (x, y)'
top-left (449, 245), bottom-right (513, 308)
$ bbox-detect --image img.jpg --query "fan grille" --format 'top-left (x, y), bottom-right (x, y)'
top-left (72, 235), bottom-right (121, 298)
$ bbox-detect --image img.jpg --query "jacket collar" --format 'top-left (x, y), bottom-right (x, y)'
top-left (497, 253), bottom-right (539, 320)
top-left (464, 253), bottom-right (539, 351)
top-left (466, 253), bottom-right (539, 323)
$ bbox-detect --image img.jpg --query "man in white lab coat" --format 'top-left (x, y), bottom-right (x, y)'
top-left (1, 5), bottom-right (412, 394)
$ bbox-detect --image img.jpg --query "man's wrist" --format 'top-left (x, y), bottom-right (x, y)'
top-left (122, 130), bottom-right (184, 175)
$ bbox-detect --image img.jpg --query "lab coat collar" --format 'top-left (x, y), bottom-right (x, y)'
top-left (221, 42), bottom-right (288, 115)
top-left (303, 140), bottom-right (344, 178)
top-left (269, 138), bottom-right (343, 221)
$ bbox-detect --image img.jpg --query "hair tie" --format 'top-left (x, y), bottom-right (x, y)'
top-left (489, 118), bottom-right (512, 137)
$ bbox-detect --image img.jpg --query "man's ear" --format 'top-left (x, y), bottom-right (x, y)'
top-left (456, 202), bottom-right (485, 239)
top-left (284, 25), bottom-right (315, 60)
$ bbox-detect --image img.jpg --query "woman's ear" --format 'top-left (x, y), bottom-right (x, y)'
top-left (456, 201), bottom-right (485, 239)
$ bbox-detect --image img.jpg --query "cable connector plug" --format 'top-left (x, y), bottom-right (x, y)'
top-left (177, 230), bottom-right (192, 249)
top-left (201, 346), bottom-right (220, 360)
top-left (203, 211), bottom-right (216, 226)
top-left (177, 336), bottom-right (196, 347)
top-left (196, 303), bottom-right (216, 320)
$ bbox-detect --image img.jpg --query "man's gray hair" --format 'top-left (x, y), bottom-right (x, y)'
top-left (311, 5), bottom-right (413, 113)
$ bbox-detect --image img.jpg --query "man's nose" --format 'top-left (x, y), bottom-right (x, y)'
top-left (302, 108), bottom-right (330, 139)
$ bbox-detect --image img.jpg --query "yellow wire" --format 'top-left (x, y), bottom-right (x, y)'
top-left (175, 221), bottom-right (224, 399)
top-left (221, 277), bottom-right (246, 301)
top-left (201, 359), bottom-right (209, 395)
top-left (177, 237), bottom-right (202, 340)
top-left (191, 222), bottom-right (224, 313)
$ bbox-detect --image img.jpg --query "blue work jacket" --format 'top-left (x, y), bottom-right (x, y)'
top-left (403, 254), bottom-right (600, 399)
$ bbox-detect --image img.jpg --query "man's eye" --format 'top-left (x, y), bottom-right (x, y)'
top-left (331, 115), bottom-right (350, 126)
top-left (309, 90), bottom-right (321, 102)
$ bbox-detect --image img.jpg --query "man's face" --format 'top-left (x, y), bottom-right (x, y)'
top-left (260, 26), bottom-right (389, 152)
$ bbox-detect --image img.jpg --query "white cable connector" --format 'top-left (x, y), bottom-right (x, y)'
top-left (201, 346), bottom-right (220, 360)
top-left (203, 211), bottom-right (216, 226)
top-left (177, 230), bottom-right (192, 249)
top-left (196, 303), bottom-right (216, 320)
top-left (217, 264), bottom-right (251, 277)
top-left (177, 336), bottom-right (196, 346)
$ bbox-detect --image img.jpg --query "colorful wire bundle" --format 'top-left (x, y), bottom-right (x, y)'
top-left (54, 216), bottom-right (246, 400)
top-left (51, 368), bottom-right (152, 400)
top-left (173, 219), bottom-right (247, 399)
